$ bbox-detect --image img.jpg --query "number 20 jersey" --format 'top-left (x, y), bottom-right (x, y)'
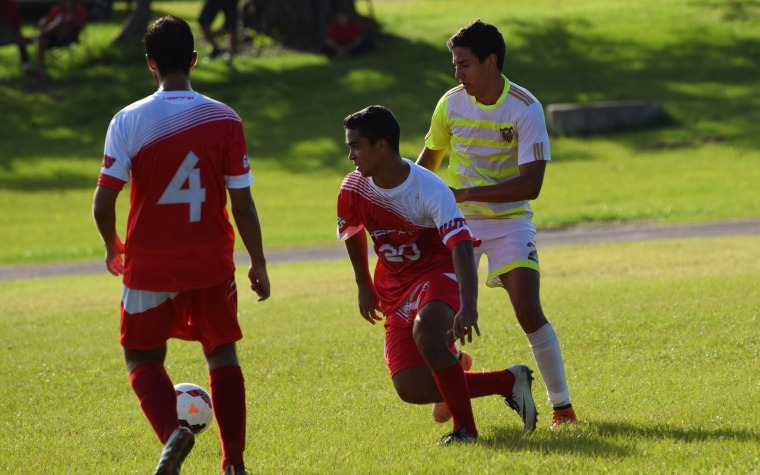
top-left (98, 91), bottom-right (253, 291)
top-left (337, 159), bottom-right (477, 314)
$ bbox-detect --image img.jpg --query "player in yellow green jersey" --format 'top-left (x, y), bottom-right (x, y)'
top-left (417, 19), bottom-right (577, 429)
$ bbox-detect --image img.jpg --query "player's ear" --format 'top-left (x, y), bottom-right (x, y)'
top-left (145, 54), bottom-right (157, 72)
top-left (190, 51), bottom-right (198, 69)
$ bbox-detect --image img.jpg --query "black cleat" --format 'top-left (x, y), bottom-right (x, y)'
top-left (154, 426), bottom-right (195, 475)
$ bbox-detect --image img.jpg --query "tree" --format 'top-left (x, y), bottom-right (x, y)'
top-left (112, 0), bottom-right (152, 45)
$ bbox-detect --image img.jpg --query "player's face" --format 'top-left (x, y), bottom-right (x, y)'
top-left (345, 128), bottom-right (382, 177)
top-left (452, 46), bottom-right (495, 99)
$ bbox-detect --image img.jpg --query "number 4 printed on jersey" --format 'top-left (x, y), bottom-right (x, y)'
top-left (158, 151), bottom-right (207, 222)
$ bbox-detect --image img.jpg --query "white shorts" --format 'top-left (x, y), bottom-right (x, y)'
top-left (468, 217), bottom-right (540, 288)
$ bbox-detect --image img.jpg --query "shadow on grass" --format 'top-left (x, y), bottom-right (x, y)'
top-left (479, 419), bottom-right (759, 457)
top-left (1, 6), bottom-right (759, 191)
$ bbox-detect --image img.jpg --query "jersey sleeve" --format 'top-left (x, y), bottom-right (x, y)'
top-left (423, 94), bottom-right (452, 151)
top-left (336, 176), bottom-right (365, 241)
top-left (98, 114), bottom-right (131, 190)
top-left (516, 102), bottom-right (551, 165)
top-left (223, 119), bottom-right (254, 189)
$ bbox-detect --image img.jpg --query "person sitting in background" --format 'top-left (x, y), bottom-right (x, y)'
top-left (35, 0), bottom-right (87, 79)
top-left (0, 0), bottom-right (31, 76)
top-left (324, 11), bottom-right (372, 58)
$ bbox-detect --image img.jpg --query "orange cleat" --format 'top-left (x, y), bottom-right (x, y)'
top-left (550, 406), bottom-right (578, 429)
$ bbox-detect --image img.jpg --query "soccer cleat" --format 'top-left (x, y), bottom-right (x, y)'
top-left (154, 426), bottom-right (195, 475)
top-left (505, 364), bottom-right (538, 431)
top-left (438, 426), bottom-right (479, 445)
top-left (224, 466), bottom-right (249, 475)
top-left (551, 406), bottom-right (578, 429)
top-left (432, 350), bottom-right (473, 423)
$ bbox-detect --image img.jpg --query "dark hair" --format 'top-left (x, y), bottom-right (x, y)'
top-left (448, 19), bottom-right (506, 71)
top-left (143, 16), bottom-right (194, 76)
top-left (343, 105), bottom-right (400, 153)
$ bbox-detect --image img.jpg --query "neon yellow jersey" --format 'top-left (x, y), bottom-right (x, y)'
top-left (424, 76), bottom-right (551, 220)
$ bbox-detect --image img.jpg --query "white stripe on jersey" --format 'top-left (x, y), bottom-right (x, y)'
top-left (141, 102), bottom-right (241, 152)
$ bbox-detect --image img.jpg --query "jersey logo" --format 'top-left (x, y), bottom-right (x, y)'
top-left (242, 154), bottom-right (250, 170)
top-left (102, 154), bottom-right (116, 169)
top-left (337, 216), bottom-right (346, 229)
top-left (438, 217), bottom-right (467, 236)
top-left (500, 126), bottom-right (515, 143)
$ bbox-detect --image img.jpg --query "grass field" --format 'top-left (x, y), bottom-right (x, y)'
top-left (1, 1), bottom-right (759, 473)
top-left (1, 0), bottom-right (759, 264)
top-left (1, 236), bottom-right (758, 473)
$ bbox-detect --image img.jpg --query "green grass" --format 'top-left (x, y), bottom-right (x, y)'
top-left (1, 235), bottom-right (758, 473)
top-left (0, 0), bottom-right (759, 265)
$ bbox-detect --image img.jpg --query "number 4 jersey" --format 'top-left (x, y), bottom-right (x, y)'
top-left (98, 91), bottom-right (254, 291)
top-left (337, 159), bottom-right (478, 314)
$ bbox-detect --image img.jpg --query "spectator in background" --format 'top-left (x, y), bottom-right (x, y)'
top-left (35, 0), bottom-right (87, 80)
top-left (0, 0), bottom-right (31, 75)
top-left (198, 0), bottom-right (237, 62)
top-left (324, 11), bottom-right (372, 59)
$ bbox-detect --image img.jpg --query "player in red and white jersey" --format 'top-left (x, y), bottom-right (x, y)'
top-left (92, 17), bottom-right (267, 475)
top-left (338, 105), bottom-right (537, 444)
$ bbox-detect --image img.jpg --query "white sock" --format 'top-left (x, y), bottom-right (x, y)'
top-left (526, 323), bottom-right (571, 408)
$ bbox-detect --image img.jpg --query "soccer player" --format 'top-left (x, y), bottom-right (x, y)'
top-left (337, 105), bottom-right (537, 444)
top-left (417, 19), bottom-right (578, 429)
top-left (92, 16), bottom-right (268, 475)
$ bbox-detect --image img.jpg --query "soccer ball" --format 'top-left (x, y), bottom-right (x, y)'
top-left (175, 382), bottom-right (214, 435)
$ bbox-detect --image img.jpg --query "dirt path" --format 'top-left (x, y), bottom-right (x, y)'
top-left (2, 219), bottom-right (759, 281)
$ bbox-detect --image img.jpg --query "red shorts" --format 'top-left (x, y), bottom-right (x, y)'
top-left (384, 272), bottom-right (459, 376)
top-left (120, 276), bottom-right (242, 353)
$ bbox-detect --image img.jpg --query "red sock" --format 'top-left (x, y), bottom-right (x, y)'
top-left (129, 362), bottom-right (177, 444)
top-left (210, 365), bottom-right (246, 470)
top-left (432, 362), bottom-right (477, 437)
top-left (465, 370), bottom-right (515, 399)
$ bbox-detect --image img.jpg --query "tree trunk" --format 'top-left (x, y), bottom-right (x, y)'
top-left (112, 0), bottom-right (152, 45)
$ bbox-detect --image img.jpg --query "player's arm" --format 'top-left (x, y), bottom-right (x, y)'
top-left (450, 240), bottom-right (480, 345)
top-left (416, 146), bottom-right (448, 173)
top-left (451, 160), bottom-right (546, 204)
top-left (92, 185), bottom-right (125, 276)
top-left (228, 187), bottom-right (270, 302)
top-left (344, 231), bottom-right (382, 325)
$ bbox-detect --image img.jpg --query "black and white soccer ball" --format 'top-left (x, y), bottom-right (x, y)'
top-left (174, 382), bottom-right (213, 435)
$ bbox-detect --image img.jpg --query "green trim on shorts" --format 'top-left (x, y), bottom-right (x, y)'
top-left (486, 259), bottom-right (541, 288)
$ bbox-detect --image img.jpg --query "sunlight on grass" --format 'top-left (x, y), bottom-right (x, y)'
top-left (1, 236), bottom-right (758, 472)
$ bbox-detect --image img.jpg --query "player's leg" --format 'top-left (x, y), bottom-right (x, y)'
top-left (124, 344), bottom-right (179, 444)
top-left (121, 287), bottom-right (195, 472)
top-left (413, 299), bottom-right (478, 439)
top-left (196, 276), bottom-right (247, 473)
top-left (500, 268), bottom-right (576, 427)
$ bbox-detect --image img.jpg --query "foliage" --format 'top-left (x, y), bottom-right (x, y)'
top-left (0, 0), bottom-right (759, 265)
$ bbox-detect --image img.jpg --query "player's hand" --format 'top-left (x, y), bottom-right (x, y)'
top-left (357, 283), bottom-right (382, 325)
top-left (104, 236), bottom-right (125, 276)
top-left (248, 264), bottom-right (270, 301)
top-left (451, 304), bottom-right (480, 345)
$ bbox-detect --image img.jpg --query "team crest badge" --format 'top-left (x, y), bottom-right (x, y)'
top-left (242, 154), bottom-right (250, 169)
top-left (102, 155), bottom-right (116, 169)
top-left (500, 126), bottom-right (515, 143)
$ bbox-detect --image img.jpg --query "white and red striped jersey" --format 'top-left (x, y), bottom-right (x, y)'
top-left (98, 91), bottom-right (253, 291)
top-left (337, 159), bottom-right (477, 313)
